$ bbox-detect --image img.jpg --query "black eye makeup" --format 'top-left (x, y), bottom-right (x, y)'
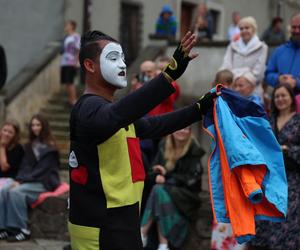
top-left (106, 51), bottom-right (120, 60)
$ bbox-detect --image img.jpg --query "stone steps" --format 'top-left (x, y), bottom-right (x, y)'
top-left (45, 113), bottom-right (70, 122)
top-left (49, 121), bottom-right (69, 131)
top-left (40, 91), bottom-right (71, 169)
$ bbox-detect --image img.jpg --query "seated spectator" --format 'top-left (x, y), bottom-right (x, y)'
top-left (233, 72), bottom-right (263, 107)
top-left (155, 5), bottom-right (177, 38)
top-left (141, 127), bottom-right (204, 250)
top-left (261, 17), bottom-right (285, 44)
top-left (228, 11), bottom-right (241, 41)
top-left (265, 13), bottom-right (300, 93)
top-left (0, 114), bottom-right (60, 242)
top-left (249, 84), bottom-right (300, 249)
top-left (0, 120), bottom-right (24, 181)
top-left (194, 15), bottom-right (212, 42)
top-left (220, 16), bottom-right (268, 98)
top-left (212, 69), bottom-right (234, 88)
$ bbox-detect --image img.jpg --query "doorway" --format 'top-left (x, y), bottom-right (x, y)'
top-left (181, 2), bottom-right (197, 39)
top-left (120, 1), bottom-right (142, 66)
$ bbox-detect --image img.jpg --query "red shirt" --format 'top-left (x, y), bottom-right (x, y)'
top-left (148, 81), bottom-right (180, 116)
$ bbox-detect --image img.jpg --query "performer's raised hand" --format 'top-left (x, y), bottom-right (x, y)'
top-left (163, 31), bottom-right (198, 82)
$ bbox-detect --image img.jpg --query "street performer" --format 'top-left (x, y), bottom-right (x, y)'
top-left (68, 30), bottom-right (214, 250)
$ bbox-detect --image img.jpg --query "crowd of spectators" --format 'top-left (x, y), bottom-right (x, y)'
top-left (149, 4), bottom-right (300, 250)
top-left (211, 12), bottom-right (300, 250)
top-left (0, 114), bottom-right (61, 242)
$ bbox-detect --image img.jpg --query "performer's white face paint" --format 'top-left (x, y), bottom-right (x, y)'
top-left (100, 42), bottom-right (127, 88)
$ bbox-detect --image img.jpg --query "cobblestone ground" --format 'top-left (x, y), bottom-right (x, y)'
top-left (0, 239), bottom-right (69, 250)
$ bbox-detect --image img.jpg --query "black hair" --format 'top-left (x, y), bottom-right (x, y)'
top-left (79, 31), bottom-right (118, 79)
top-left (271, 83), bottom-right (296, 116)
top-left (271, 17), bottom-right (283, 27)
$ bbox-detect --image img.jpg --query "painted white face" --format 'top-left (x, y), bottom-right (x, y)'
top-left (100, 42), bottom-right (127, 88)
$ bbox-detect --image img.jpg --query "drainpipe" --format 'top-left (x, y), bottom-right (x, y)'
top-left (83, 0), bottom-right (92, 33)
top-left (0, 90), bottom-right (5, 124)
top-left (276, 0), bottom-right (283, 17)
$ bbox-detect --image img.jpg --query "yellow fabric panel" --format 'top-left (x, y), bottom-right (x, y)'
top-left (98, 124), bottom-right (144, 208)
top-left (68, 222), bottom-right (100, 250)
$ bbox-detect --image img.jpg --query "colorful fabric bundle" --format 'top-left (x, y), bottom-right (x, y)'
top-left (203, 86), bottom-right (288, 243)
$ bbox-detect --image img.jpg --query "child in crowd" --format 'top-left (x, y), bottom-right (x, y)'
top-left (0, 114), bottom-right (60, 242)
top-left (213, 69), bottom-right (234, 88)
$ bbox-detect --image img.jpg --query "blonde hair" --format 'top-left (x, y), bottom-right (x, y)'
top-left (239, 16), bottom-right (257, 33)
top-left (164, 131), bottom-right (193, 172)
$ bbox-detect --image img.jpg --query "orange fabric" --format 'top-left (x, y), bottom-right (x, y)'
top-left (212, 102), bottom-right (284, 239)
top-left (233, 166), bottom-right (264, 200)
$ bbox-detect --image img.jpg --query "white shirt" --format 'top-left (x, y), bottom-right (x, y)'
top-left (228, 24), bottom-right (240, 41)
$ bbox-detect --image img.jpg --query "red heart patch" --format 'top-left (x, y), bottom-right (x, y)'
top-left (71, 165), bottom-right (88, 185)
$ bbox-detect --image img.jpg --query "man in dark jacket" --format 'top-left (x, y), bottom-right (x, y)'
top-left (265, 12), bottom-right (300, 93)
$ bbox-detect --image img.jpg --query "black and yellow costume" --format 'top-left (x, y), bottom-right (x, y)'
top-left (68, 74), bottom-right (203, 250)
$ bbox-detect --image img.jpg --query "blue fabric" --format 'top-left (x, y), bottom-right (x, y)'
top-left (265, 40), bottom-right (300, 91)
top-left (237, 235), bottom-right (254, 244)
top-left (156, 15), bottom-right (177, 36)
top-left (204, 87), bottom-right (288, 224)
top-left (247, 94), bottom-right (264, 108)
top-left (248, 189), bottom-right (263, 204)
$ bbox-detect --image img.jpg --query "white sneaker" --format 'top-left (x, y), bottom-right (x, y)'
top-left (157, 243), bottom-right (169, 250)
top-left (141, 233), bottom-right (148, 247)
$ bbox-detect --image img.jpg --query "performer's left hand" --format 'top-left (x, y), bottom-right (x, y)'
top-left (163, 31), bottom-right (198, 82)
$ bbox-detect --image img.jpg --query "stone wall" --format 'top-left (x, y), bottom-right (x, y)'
top-left (29, 195), bottom-right (69, 241)
top-left (0, 0), bottom-right (64, 82)
top-left (5, 54), bottom-right (61, 131)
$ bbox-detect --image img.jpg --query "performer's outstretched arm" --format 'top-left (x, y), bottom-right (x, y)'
top-left (134, 92), bottom-right (213, 139)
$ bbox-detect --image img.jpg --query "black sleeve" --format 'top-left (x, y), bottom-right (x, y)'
top-left (146, 142), bottom-right (165, 181)
top-left (134, 103), bottom-right (201, 139)
top-left (7, 144), bottom-right (24, 173)
top-left (0, 45), bottom-right (7, 89)
top-left (16, 151), bottom-right (59, 182)
top-left (171, 158), bottom-right (203, 192)
top-left (74, 73), bottom-right (175, 143)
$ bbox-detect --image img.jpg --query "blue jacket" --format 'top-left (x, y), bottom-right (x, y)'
top-left (265, 40), bottom-right (300, 91)
top-left (203, 87), bottom-right (287, 243)
top-left (156, 5), bottom-right (177, 36)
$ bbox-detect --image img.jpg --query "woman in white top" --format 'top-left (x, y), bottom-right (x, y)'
top-left (220, 16), bottom-right (268, 98)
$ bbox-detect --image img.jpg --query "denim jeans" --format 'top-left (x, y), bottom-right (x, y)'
top-left (0, 180), bottom-right (46, 229)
